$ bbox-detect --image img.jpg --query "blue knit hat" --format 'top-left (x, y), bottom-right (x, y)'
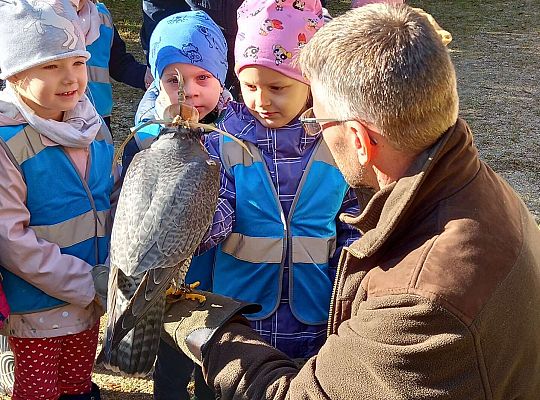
top-left (148, 11), bottom-right (228, 86)
top-left (0, 0), bottom-right (89, 80)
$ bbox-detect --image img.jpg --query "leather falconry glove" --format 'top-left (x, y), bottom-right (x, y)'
top-left (161, 290), bottom-right (261, 365)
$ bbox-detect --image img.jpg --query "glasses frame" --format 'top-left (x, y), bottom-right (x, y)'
top-left (300, 107), bottom-right (378, 145)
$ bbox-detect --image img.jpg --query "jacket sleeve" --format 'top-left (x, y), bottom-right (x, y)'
top-left (330, 188), bottom-right (360, 272)
top-left (120, 137), bottom-right (140, 181)
top-left (108, 25), bottom-right (147, 90)
top-left (204, 295), bottom-right (484, 399)
top-left (0, 147), bottom-right (95, 308)
top-left (196, 132), bottom-right (236, 254)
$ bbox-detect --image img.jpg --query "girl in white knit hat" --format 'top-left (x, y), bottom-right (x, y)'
top-left (0, 1), bottom-right (115, 398)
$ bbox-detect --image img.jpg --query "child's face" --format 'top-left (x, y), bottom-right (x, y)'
top-left (9, 56), bottom-right (88, 121)
top-left (160, 63), bottom-right (222, 120)
top-left (238, 66), bottom-right (310, 129)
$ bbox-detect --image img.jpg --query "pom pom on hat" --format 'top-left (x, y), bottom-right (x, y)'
top-left (0, 0), bottom-right (89, 80)
top-left (235, 0), bottom-right (324, 84)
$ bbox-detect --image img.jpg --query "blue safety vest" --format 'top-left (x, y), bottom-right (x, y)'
top-left (213, 136), bottom-right (349, 325)
top-left (86, 2), bottom-right (114, 117)
top-left (0, 124), bottom-right (114, 314)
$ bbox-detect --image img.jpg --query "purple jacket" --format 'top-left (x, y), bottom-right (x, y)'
top-left (200, 102), bottom-right (360, 358)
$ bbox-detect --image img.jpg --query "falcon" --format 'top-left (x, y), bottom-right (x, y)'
top-left (98, 121), bottom-right (220, 376)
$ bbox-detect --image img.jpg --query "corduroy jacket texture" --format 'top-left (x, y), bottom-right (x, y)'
top-left (202, 118), bottom-right (540, 399)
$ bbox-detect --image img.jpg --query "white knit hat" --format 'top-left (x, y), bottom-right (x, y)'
top-left (0, 0), bottom-right (90, 79)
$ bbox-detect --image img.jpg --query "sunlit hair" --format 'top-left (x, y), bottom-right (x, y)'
top-left (299, 4), bottom-right (459, 153)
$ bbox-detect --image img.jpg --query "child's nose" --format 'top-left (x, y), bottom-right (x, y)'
top-left (62, 68), bottom-right (77, 84)
top-left (183, 80), bottom-right (199, 98)
top-left (255, 89), bottom-right (271, 107)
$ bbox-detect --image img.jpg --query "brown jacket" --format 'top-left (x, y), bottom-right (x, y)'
top-left (204, 119), bottom-right (540, 399)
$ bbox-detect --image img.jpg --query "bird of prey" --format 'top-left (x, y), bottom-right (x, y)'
top-left (98, 70), bottom-right (251, 376)
top-left (98, 120), bottom-right (220, 376)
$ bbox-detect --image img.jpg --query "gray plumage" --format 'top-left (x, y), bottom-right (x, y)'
top-left (98, 125), bottom-right (219, 376)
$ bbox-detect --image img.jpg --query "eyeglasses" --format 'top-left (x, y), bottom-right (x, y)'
top-left (300, 107), bottom-right (378, 145)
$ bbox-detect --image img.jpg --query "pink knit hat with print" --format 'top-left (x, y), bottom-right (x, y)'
top-left (235, 0), bottom-right (324, 84)
top-left (351, 0), bottom-right (404, 8)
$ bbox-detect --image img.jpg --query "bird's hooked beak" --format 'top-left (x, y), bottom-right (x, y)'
top-left (112, 104), bottom-right (253, 168)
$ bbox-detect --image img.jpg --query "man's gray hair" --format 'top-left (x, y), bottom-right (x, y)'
top-left (299, 4), bottom-right (459, 153)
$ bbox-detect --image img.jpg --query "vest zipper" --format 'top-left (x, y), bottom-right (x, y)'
top-left (286, 138), bottom-right (323, 322)
top-left (62, 147), bottom-right (100, 263)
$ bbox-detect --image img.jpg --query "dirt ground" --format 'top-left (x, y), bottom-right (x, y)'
top-left (1, 1), bottom-right (536, 399)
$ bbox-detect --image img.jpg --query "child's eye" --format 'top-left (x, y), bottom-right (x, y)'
top-left (168, 77), bottom-right (178, 84)
top-left (270, 86), bottom-right (284, 91)
top-left (43, 64), bottom-right (58, 70)
top-left (243, 83), bottom-right (257, 91)
top-left (197, 75), bottom-right (211, 81)
top-left (74, 61), bottom-right (86, 66)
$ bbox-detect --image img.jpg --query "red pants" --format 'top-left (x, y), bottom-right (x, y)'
top-left (8, 322), bottom-right (99, 400)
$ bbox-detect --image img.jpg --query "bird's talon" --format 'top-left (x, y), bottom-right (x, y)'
top-left (184, 293), bottom-right (206, 303)
top-left (165, 281), bottom-right (204, 303)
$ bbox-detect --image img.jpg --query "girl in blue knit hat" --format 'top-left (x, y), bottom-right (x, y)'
top-left (120, 10), bottom-right (230, 400)
top-left (0, 0), bottom-right (115, 399)
top-left (122, 10), bottom-right (231, 174)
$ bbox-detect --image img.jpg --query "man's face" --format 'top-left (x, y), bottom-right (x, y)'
top-left (311, 85), bottom-right (371, 189)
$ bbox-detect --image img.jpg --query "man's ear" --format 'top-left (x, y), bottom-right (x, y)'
top-left (348, 121), bottom-right (375, 166)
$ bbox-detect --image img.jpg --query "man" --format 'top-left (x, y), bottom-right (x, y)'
top-left (162, 4), bottom-right (540, 399)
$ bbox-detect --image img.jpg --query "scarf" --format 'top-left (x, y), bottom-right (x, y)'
top-left (1, 83), bottom-right (102, 148)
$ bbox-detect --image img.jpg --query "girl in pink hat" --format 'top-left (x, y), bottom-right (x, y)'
top-left (196, 0), bottom-right (360, 361)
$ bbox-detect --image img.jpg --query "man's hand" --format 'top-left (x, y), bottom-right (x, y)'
top-left (161, 290), bottom-right (261, 365)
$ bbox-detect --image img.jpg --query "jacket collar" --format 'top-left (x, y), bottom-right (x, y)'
top-left (342, 118), bottom-right (481, 258)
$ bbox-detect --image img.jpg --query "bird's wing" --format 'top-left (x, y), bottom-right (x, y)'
top-left (100, 142), bottom-right (219, 375)
top-left (98, 259), bottom-right (189, 376)
top-left (110, 147), bottom-right (219, 277)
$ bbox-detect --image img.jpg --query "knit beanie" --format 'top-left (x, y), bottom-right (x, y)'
top-left (0, 0), bottom-right (89, 80)
top-left (235, 0), bottom-right (324, 84)
top-left (149, 10), bottom-right (228, 86)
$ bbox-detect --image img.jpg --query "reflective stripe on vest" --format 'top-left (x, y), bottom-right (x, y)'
top-left (86, 3), bottom-right (113, 117)
top-left (221, 233), bottom-right (336, 265)
top-left (0, 124), bottom-right (114, 314)
top-left (214, 136), bottom-right (349, 324)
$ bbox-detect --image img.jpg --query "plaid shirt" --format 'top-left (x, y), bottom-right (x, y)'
top-left (200, 103), bottom-right (360, 359)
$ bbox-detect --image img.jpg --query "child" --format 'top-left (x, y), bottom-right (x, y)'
top-left (140, 0), bottom-right (244, 96)
top-left (0, 1), bottom-right (114, 399)
top-left (200, 0), bottom-right (360, 361)
top-left (70, 0), bottom-right (151, 131)
top-left (121, 11), bottom-right (229, 400)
